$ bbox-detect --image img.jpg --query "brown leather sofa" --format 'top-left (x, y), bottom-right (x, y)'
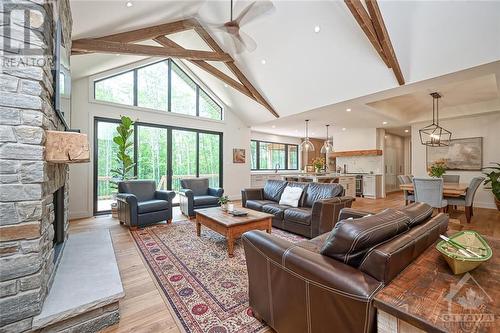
top-left (242, 203), bottom-right (448, 333)
top-left (241, 180), bottom-right (354, 238)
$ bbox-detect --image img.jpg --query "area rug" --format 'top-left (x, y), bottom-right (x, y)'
top-left (130, 220), bottom-right (304, 333)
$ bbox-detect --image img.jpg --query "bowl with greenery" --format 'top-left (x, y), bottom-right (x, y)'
top-left (483, 162), bottom-right (500, 211)
top-left (218, 195), bottom-right (230, 211)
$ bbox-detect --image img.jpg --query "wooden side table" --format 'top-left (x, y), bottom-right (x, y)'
top-left (374, 236), bottom-right (499, 333)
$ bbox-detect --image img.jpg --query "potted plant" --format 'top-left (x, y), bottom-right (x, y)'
top-left (312, 157), bottom-right (326, 174)
top-left (483, 162), bottom-right (500, 211)
top-left (428, 159), bottom-right (447, 178)
top-left (110, 116), bottom-right (136, 217)
top-left (218, 195), bottom-right (230, 211)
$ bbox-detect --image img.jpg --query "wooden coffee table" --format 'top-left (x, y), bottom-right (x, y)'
top-left (195, 207), bottom-right (273, 257)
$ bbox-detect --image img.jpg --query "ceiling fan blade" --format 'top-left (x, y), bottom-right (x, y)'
top-left (237, 30), bottom-right (257, 52)
top-left (232, 35), bottom-right (247, 54)
top-left (236, 0), bottom-right (275, 26)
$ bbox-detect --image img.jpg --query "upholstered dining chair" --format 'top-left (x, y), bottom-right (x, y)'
top-left (412, 177), bottom-right (448, 212)
top-left (445, 177), bottom-right (484, 223)
top-left (442, 174), bottom-right (460, 183)
top-left (398, 175), bottom-right (415, 205)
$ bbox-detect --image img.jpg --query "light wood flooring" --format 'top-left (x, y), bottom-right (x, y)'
top-left (68, 192), bottom-right (500, 332)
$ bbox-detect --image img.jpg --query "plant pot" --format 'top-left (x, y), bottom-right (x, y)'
top-left (221, 203), bottom-right (228, 212)
top-left (495, 197), bottom-right (500, 211)
top-left (111, 202), bottom-right (118, 218)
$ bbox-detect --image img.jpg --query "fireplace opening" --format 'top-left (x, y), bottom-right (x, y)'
top-left (53, 186), bottom-right (65, 262)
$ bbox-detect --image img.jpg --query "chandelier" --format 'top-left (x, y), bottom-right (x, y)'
top-left (419, 92), bottom-right (451, 147)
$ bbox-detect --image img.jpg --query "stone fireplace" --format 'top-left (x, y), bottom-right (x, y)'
top-left (0, 0), bottom-right (71, 331)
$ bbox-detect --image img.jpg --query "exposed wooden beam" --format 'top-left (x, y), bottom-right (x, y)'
top-left (72, 39), bottom-right (233, 62)
top-left (93, 19), bottom-right (197, 44)
top-left (344, 0), bottom-right (390, 67)
top-left (153, 36), bottom-right (255, 99)
top-left (365, 0), bottom-right (405, 85)
top-left (190, 22), bottom-right (279, 118)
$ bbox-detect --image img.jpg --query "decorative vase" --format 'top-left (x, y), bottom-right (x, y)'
top-left (315, 167), bottom-right (321, 174)
top-left (221, 203), bottom-right (228, 212)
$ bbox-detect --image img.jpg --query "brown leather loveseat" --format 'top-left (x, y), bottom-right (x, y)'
top-left (242, 203), bottom-right (448, 333)
top-left (241, 180), bottom-right (354, 238)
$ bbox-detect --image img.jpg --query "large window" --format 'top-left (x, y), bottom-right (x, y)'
top-left (251, 140), bottom-right (299, 171)
top-left (94, 118), bottom-right (223, 214)
top-left (93, 60), bottom-right (222, 120)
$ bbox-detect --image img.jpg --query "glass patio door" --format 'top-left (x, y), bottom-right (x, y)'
top-left (137, 125), bottom-right (169, 190)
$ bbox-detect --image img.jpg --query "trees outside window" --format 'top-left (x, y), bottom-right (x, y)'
top-left (94, 60), bottom-right (222, 120)
top-left (137, 126), bottom-right (169, 189)
top-left (251, 140), bottom-right (299, 170)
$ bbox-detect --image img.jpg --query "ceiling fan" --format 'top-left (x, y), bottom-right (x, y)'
top-left (200, 0), bottom-right (275, 53)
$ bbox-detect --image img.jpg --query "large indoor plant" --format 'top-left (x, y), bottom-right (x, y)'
top-left (110, 116), bottom-right (136, 216)
top-left (483, 162), bottom-right (500, 211)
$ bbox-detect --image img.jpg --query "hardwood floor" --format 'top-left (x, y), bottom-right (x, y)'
top-left (69, 192), bottom-right (500, 332)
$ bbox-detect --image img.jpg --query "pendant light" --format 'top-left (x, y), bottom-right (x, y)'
top-left (299, 120), bottom-right (315, 152)
top-left (320, 124), bottom-right (334, 153)
top-left (419, 92), bottom-right (451, 147)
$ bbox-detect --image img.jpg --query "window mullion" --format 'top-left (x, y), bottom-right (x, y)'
top-left (133, 69), bottom-right (138, 106)
top-left (167, 59), bottom-right (172, 112)
top-left (196, 86), bottom-right (200, 117)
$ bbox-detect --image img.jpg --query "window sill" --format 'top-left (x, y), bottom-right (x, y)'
top-left (88, 99), bottom-right (226, 125)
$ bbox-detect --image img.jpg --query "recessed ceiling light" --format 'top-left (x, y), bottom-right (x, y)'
top-left (271, 125), bottom-right (276, 128)
top-left (115, 54), bottom-right (120, 56)
top-left (342, 128), bottom-right (346, 131)
top-left (314, 25), bottom-right (321, 33)
top-left (346, 108), bottom-right (351, 112)
top-left (404, 129), bottom-right (409, 133)
top-left (382, 121), bottom-right (388, 125)
top-left (224, 83), bottom-right (228, 88)
top-left (261, 59), bottom-right (266, 65)
top-left (126, 1), bottom-right (133, 7)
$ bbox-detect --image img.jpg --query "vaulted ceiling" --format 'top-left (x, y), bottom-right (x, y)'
top-left (70, 0), bottom-right (500, 129)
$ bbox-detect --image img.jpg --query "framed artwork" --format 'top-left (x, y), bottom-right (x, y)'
top-left (233, 148), bottom-right (246, 163)
top-left (426, 137), bottom-right (483, 171)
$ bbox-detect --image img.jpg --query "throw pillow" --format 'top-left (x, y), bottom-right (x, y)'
top-left (279, 186), bottom-right (304, 208)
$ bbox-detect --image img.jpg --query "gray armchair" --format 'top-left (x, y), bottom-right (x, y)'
top-left (413, 177), bottom-right (448, 212)
top-left (116, 180), bottom-right (175, 229)
top-left (178, 178), bottom-right (224, 218)
top-left (446, 177), bottom-right (484, 223)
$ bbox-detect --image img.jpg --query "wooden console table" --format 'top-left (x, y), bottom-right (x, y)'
top-left (374, 236), bottom-right (499, 333)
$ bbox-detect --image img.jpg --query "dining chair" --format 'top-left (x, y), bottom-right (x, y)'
top-left (445, 177), bottom-right (484, 223)
top-left (442, 174), bottom-right (460, 183)
top-left (412, 177), bottom-right (448, 212)
top-left (398, 175), bottom-right (414, 205)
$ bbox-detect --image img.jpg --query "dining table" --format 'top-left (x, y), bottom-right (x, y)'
top-left (399, 182), bottom-right (468, 197)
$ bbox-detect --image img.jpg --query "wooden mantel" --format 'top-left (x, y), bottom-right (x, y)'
top-left (329, 149), bottom-right (382, 158)
top-left (45, 131), bottom-right (90, 163)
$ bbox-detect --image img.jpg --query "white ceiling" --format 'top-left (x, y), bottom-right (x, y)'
top-left (70, 0), bottom-right (500, 133)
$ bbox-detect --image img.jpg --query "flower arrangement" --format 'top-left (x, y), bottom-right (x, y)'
top-left (218, 195), bottom-right (230, 211)
top-left (428, 159), bottom-right (447, 178)
top-left (312, 157), bottom-right (326, 172)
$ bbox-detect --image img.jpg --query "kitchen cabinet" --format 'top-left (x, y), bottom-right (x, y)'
top-left (363, 175), bottom-right (382, 199)
top-left (338, 176), bottom-right (356, 197)
top-left (250, 173), bottom-right (284, 188)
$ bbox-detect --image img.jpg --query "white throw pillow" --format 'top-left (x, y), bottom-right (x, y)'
top-left (279, 186), bottom-right (303, 208)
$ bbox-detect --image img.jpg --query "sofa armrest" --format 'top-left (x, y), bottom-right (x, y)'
top-left (242, 230), bottom-right (382, 333)
top-left (178, 188), bottom-right (193, 198)
top-left (208, 187), bottom-right (224, 198)
top-left (116, 193), bottom-right (138, 206)
top-left (241, 188), bottom-right (263, 206)
top-left (116, 193), bottom-right (138, 227)
top-left (311, 196), bottom-right (354, 237)
top-left (155, 190), bottom-right (176, 202)
top-left (179, 189), bottom-right (194, 217)
top-left (338, 207), bottom-right (372, 221)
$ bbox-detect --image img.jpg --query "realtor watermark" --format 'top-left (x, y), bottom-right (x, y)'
top-left (440, 273), bottom-right (497, 330)
top-left (2, 1), bottom-right (53, 69)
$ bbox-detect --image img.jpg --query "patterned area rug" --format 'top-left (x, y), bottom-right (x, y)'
top-left (130, 220), bottom-right (304, 333)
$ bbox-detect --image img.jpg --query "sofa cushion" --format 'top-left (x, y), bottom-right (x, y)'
top-left (279, 186), bottom-right (303, 207)
top-left (246, 200), bottom-right (275, 211)
top-left (263, 180), bottom-right (288, 202)
top-left (193, 195), bottom-right (219, 206)
top-left (285, 182), bottom-right (309, 207)
top-left (304, 183), bottom-right (344, 207)
top-left (262, 203), bottom-right (290, 220)
top-left (137, 200), bottom-right (169, 214)
top-left (284, 207), bottom-right (312, 226)
top-left (398, 202), bottom-right (433, 227)
top-left (320, 209), bottom-right (410, 267)
top-left (181, 178), bottom-right (209, 196)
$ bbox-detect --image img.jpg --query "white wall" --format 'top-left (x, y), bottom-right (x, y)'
top-left (411, 112), bottom-right (500, 209)
top-left (331, 128), bottom-right (378, 151)
top-left (69, 77), bottom-right (251, 219)
top-left (250, 131), bottom-right (301, 145)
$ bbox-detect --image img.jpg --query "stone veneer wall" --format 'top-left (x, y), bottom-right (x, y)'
top-left (0, 0), bottom-right (72, 331)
